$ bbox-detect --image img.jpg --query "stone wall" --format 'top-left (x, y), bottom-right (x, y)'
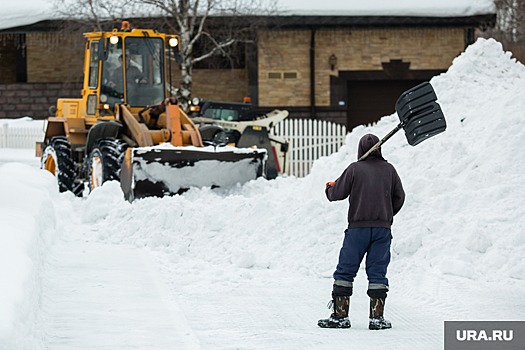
top-left (258, 31), bottom-right (311, 106)
top-left (193, 69), bottom-right (248, 102)
top-left (0, 83), bottom-right (82, 119)
top-left (0, 71), bottom-right (248, 120)
top-left (26, 32), bottom-right (85, 83)
top-left (169, 68), bottom-right (248, 102)
top-left (258, 27), bottom-right (465, 107)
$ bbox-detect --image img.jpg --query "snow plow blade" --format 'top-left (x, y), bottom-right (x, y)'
top-left (120, 146), bottom-right (267, 201)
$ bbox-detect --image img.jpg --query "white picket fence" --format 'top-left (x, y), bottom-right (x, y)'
top-left (0, 118), bottom-right (346, 177)
top-left (0, 123), bottom-right (44, 149)
top-left (272, 119), bottom-right (347, 177)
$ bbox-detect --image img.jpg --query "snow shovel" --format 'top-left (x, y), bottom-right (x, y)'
top-left (359, 81), bottom-right (446, 161)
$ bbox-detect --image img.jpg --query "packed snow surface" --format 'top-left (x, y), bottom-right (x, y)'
top-left (0, 38), bottom-right (524, 349)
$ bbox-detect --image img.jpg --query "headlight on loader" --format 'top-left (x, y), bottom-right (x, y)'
top-left (169, 37), bottom-right (179, 47)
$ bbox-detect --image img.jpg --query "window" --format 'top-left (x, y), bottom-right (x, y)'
top-left (124, 37), bottom-right (165, 107)
top-left (87, 94), bottom-right (97, 115)
top-left (88, 41), bottom-right (100, 89)
top-left (268, 72), bottom-right (298, 80)
top-left (100, 41), bottom-right (123, 107)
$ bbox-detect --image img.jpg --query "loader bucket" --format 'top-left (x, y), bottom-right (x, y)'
top-left (120, 146), bottom-right (267, 201)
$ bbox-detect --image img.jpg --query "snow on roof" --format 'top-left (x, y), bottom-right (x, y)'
top-left (278, 0), bottom-right (496, 17)
top-left (0, 0), bottom-right (57, 31)
top-left (0, 0), bottom-right (496, 31)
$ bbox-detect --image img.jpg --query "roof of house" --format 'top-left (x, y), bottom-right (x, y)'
top-left (0, 0), bottom-right (496, 31)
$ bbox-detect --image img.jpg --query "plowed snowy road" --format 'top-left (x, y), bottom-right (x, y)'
top-left (41, 239), bottom-right (201, 349)
top-left (40, 216), bottom-right (525, 350)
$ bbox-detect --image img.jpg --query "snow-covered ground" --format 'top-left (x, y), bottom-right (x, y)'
top-left (1, 38), bottom-right (524, 349)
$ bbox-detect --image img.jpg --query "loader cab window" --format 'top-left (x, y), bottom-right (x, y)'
top-left (124, 37), bottom-right (165, 107)
top-left (100, 43), bottom-right (124, 107)
top-left (88, 40), bottom-right (100, 89)
top-left (100, 37), bottom-right (165, 107)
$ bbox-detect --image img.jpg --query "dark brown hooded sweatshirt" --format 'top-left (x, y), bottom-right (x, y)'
top-left (325, 134), bottom-right (405, 229)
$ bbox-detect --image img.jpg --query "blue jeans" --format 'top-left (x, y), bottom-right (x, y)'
top-left (333, 227), bottom-right (392, 287)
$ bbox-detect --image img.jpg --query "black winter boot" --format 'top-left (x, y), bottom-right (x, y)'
top-left (317, 295), bottom-right (351, 328)
top-left (369, 297), bottom-right (392, 330)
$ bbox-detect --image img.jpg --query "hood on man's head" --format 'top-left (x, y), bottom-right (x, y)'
top-left (357, 134), bottom-right (383, 160)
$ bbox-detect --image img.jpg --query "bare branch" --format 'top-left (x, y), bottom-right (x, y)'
top-left (188, 0), bottom-right (200, 36)
top-left (188, 0), bottom-right (212, 48)
top-left (192, 34), bottom-right (235, 63)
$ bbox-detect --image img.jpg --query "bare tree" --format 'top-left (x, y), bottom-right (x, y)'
top-left (139, 0), bottom-right (277, 103)
top-left (495, 0), bottom-right (525, 41)
top-left (54, 0), bottom-right (277, 103)
top-left (482, 0), bottom-right (525, 61)
top-left (53, 0), bottom-right (144, 31)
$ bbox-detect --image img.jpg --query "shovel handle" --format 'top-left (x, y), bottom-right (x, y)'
top-left (358, 122), bottom-right (403, 161)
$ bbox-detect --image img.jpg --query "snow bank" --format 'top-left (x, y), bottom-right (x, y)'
top-left (81, 38), bottom-right (525, 284)
top-left (0, 117), bottom-right (44, 128)
top-left (393, 38), bottom-right (525, 281)
top-left (0, 164), bottom-right (59, 350)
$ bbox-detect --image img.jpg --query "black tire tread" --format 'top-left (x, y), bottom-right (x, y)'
top-left (88, 138), bottom-right (128, 190)
top-left (43, 136), bottom-right (80, 194)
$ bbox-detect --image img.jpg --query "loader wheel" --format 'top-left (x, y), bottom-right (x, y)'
top-left (87, 138), bottom-right (128, 192)
top-left (41, 136), bottom-right (81, 195)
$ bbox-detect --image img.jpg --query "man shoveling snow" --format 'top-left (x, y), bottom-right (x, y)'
top-left (318, 133), bottom-right (405, 330)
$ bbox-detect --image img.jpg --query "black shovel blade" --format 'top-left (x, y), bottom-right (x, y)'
top-left (395, 82), bottom-right (446, 146)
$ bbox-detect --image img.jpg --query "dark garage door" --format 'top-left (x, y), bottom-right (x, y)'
top-left (347, 79), bottom-right (425, 130)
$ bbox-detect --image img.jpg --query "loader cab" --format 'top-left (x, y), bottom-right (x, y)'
top-left (99, 36), bottom-right (165, 108)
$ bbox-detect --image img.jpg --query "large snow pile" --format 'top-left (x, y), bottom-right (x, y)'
top-left (82, 38), bottom-right (525, 282)
top-left (0, 164), bottom-right (59, 350)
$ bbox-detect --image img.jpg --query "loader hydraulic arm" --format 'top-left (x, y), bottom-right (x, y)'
top-left (119, 100), bottom-right (203, 148)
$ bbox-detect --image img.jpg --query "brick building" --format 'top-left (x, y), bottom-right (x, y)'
top-left (0, 9), bottom-right (495, 129)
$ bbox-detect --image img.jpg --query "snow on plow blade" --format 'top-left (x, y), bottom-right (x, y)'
top-left (120, 146), bottom-right (267, 201)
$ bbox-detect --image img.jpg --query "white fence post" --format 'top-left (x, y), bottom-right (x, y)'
top-left (1, 124), bottom-right (7, 148)
top-left (271, 118), bottom-right (347, 177)
top-left (0, 122), bottom-right (44, 150)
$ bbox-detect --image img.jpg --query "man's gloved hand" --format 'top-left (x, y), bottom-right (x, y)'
top-left (326, 181), bottom-right (336, 189)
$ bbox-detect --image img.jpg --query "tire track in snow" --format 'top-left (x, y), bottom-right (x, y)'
top-left (40, 230), bottom-right (199, 349)
top-left (151, 254), bottom-right (446, 350)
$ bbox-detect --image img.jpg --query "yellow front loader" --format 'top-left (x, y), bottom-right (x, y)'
top-left (38, 23), bottom-right (267, 201)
